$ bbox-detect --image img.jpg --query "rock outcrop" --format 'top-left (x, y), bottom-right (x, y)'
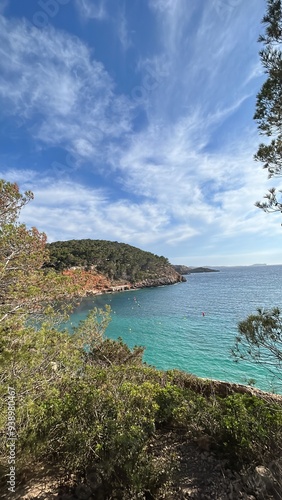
top-left (133, 270), bottom-right (186, 289)
top-left (172, 264), bottom-right (192, 274)
top-left (62, 267), bottom-right (185, 298)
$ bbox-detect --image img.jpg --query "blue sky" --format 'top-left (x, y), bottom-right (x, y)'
top-left (1, 0), bottom-right (282, 266)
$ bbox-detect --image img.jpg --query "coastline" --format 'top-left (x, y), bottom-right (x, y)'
top-left (64, 269), bottom-right (186, 299)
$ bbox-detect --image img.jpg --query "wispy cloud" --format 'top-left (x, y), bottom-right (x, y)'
top-left (0, 15), bottom-right (133, 169)
top-left (117, 8), bottom-right (132, 51)
top-left (1, 170), bottom-right (174, 246)
top-left (75, 0), bottom-right (107, 20)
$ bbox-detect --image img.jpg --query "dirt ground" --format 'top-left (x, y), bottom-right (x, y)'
top-left (2, 431), bottom-right (281, 500)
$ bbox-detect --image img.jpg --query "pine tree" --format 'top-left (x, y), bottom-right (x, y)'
top-left (254, 0), bottom-right (282, 212)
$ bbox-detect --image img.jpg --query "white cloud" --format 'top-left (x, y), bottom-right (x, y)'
top-left (243, 62), bottom-right (264, 87)
top-left (75, 0), bottom-right (107, 20)
top-left (117, 9), bottom-right (132, 51)
top-left (144, 0), bottom-right (264, 126)
top-left (0, 167), bottom-right (197, 247)
top-left (0, 15), bottom-right (133, 165)
top-left (111, 117), bottom-right (280, 241)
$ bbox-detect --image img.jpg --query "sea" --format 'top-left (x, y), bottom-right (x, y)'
top-left (67, 265), bottom-right (282, 394)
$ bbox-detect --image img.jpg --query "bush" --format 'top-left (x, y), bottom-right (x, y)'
top-left (14, 368), bottom-right (175, 497)
top-left (213, 393), bottom-right (282, 464)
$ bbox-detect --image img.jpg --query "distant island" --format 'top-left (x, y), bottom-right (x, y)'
top-left (172, 265), bottom-right (219, 275)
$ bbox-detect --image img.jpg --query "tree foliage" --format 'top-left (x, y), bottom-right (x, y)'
top-left (0, 180), bottom-right (33, 225)
top-left (254, 0), bottom-right (282, 212)
top-left (0, 180), bottom-right (81, 435)
top-left (230, 3), bottom-right (282, 394)
top-left (46, 238), bottom-right (171, 282)
top-left (232, 307), bottom-right (282, 388)
top-left (0, 181), bottom-right (76, 325)
top-left (232, 1), bottom-right (282, 392)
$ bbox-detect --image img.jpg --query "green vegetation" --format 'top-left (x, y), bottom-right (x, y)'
top-left (0, 180), bottom-right (76, 326)
top-left (46, 239), bottom-right (172, 283)
top-left (233, 307), bottom-right (282, 387)
top-left (233, 1), bottom-right (282, 391)
top-left (254, 0), bottom-right (282, 212)
top-left (1, 179), bottom-right (282, 499)
top-left (4, 360), bottom-right (282, 497)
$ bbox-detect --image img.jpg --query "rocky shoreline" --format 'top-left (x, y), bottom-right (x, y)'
top-left (63, 268), bottom-right (186, 298)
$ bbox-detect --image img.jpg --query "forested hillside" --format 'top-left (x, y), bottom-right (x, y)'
top-left (46, 239), bottom-right (180, 283)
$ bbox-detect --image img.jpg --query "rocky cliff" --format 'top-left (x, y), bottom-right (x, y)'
top-left (63, 265), bottom-right (185, 297)
top-left (133, 269), bottom-right (186, 289)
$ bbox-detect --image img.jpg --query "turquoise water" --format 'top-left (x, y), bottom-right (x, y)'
top-left (68, 265), bottom-right (282, 393)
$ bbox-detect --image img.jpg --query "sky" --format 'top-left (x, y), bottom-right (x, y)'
top-left (0, 0), bottom-right (282, 267)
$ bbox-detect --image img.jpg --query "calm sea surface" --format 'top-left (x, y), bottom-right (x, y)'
top-left (67, 265), bottom-right (282, 393)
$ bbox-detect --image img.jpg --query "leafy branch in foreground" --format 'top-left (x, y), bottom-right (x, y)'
top-left (0, 180), bottom-right (33, 225)
top-left (234, 2), bottom-right (282, 395)
top-left (232, 307), bottom-right (282, 386)
top-left (0, 182), bottom-right (76, 325)
top-left (254, 0), bottom-right (282, 214)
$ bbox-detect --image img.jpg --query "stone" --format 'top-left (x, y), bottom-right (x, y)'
top-left (251, 465), bottom-right (280, 499)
